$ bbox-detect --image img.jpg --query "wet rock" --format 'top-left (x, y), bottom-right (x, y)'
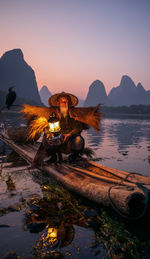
top-left (8, 205), bottom-right (21, 212)
top-left (27, 222), bottom-right (47, 233)
top-left (93, 250), bottom-right (101, 256)
top-left (122, 152), bottom-right (128, 156)
top-left (9, 192), bottom-right (17, 197)
top-left (86, 218), bottom-right (95, 227)
top-left (28, 203), bottom-right (40, 211)
top-left (0, 208), bottom-right (9, 215)
top-left (64, 251), bottom-right (72, 257)
top-left (57, 202), bottom-right (63, 209)
top-left (43, 251), bottom-right (64, 259)
top-left (6, 176), bottom-right (16, 191)
top-left (114, 254), bottom-right (126, 259)
top-left (0, 224), bottom-right (10, 228)
top-left (91, 157), bottom-right (103, 162)
top-left (27, 199), bottom-right (40, 211)
top-left (89, 242), bottom-right (98, 248)
top-left (83, 208), bottom-right (99, 217)
top-left (3, 250), bottom-right (20, 259)
top-left (19, 197), bottom-right (26, 203)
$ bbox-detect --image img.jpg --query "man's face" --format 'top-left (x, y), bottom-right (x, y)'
top-left (58, 97), bottom-right (69, 116)
top-left (58, 97), bottom-right (69, 108)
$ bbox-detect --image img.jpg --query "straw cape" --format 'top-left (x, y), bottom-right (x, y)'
top-left (22, 92), bottom-right (101, 140)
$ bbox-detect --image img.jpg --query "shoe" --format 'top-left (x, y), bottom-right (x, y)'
top-left (30, 162), bottom-right (41, 169)
top-left (46, 154), bottom-right (57, 164)
top-left (58, 153), bottom-right (62, 163)
top-left (68, 154), bottom-right (77, 164)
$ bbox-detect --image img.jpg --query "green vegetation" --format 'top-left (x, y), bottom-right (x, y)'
top-left (94, 210), bottom-right (150, 258)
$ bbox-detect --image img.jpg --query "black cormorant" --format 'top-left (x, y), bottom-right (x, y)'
top-left (6, 87), bottom-right (16, 109)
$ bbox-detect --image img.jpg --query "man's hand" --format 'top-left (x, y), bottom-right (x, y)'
top-left (63, 133), bottom-right (70, 142)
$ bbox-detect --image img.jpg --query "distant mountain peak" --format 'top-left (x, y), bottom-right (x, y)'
top-left (40, 85), bottom-right (51, 94)
top-left (0, 48), bottom-right (42, 105)
top-left (84, 80), bottom-right (107, 106)
top-left (107, 75), bottom-right (150, 106)
top-left (39, 85), bottom-right (52, 106)
top-left (136, 82), bottom-right (146, 94)
top-left (1, 48), bottom-right (24, 61)
top-left (90, 80), bottom-right (105, 89)
top-left (122, 75), bottom-right (132, 80)
top-left (137, 82), bottom-right (144, 89)
top-left (120, 75), bottom-right (136, 88)
top-left (40, 85), bottom-right (49, 91)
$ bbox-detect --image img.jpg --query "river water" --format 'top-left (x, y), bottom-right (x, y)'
top-left (0, 113), bottom-right (150, 258)
top-left (85, 116), bottom-right (150, 176)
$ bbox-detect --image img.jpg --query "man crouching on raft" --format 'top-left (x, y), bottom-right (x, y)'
top-left (22, 92), bottom-right (101, 167)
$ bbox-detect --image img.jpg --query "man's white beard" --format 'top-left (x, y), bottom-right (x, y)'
top-left (60, 107), bottom-right (68, 118)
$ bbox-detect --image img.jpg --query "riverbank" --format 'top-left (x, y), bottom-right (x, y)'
top-left (101, 104), bottom-right (150, 118)
top-left (103, 112), bottom-right (150, 119)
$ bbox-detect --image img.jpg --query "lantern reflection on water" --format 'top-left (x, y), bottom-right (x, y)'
top-left (40, 225), bottom-right (58, 247)
top-left (47, 227), bottom-right (58, 243)
top-left (33, 226), bottom-right (59, 257)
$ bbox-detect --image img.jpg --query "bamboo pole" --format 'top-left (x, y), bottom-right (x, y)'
top-left (89, 160), bottom-right (150, 185)
top-left (64, 164), bottom-right (136, 187)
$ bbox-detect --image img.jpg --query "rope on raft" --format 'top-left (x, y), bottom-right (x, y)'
top-left (108, 172), bottom-right (150, 220)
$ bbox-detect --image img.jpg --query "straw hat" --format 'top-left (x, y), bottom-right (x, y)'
top-left (48, 92), bottom-right (78, 107)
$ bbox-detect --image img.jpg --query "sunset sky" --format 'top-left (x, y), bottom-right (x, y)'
top-left (0, 0), bottom-right (150, 99)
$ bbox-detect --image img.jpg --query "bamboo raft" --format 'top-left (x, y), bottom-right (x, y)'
top-left (0, 131), bottom-right (150, 218)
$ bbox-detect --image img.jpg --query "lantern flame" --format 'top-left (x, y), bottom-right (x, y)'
top-left (49, 121), bottom-right (60, 133)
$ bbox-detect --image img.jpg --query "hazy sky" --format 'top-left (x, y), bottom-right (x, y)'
top-left (0, 0), bottom-right (150, 98)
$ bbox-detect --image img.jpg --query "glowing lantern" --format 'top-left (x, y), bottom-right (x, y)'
top-left (49, 120), bottom-right (60, 133)
top-left (48, 113), bottom-right (61, 134)
top-left (46, 113), bottom-right (62, 145)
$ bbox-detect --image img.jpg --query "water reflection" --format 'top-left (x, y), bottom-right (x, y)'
top-left (85, 117), bottom-right (150, 175)
top-left (107, 119), bottom-right (150, 152)
top-left (24, 185), bottom-right (100, 259)
top-left (85, 126), bottom-right (104, 149)
top-left (86, 118), bottom-right (150, 152)
top-left (7, 150), bottom-right (28, 167)
top-left (0, 110), bottom-right (24, 128)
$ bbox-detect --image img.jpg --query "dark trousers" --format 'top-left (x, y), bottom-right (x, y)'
top-left (33, 134), bottom-right (84, 165)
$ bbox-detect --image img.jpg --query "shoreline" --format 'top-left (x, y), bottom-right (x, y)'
top-left (103, 112), bottom-right (150, 118)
